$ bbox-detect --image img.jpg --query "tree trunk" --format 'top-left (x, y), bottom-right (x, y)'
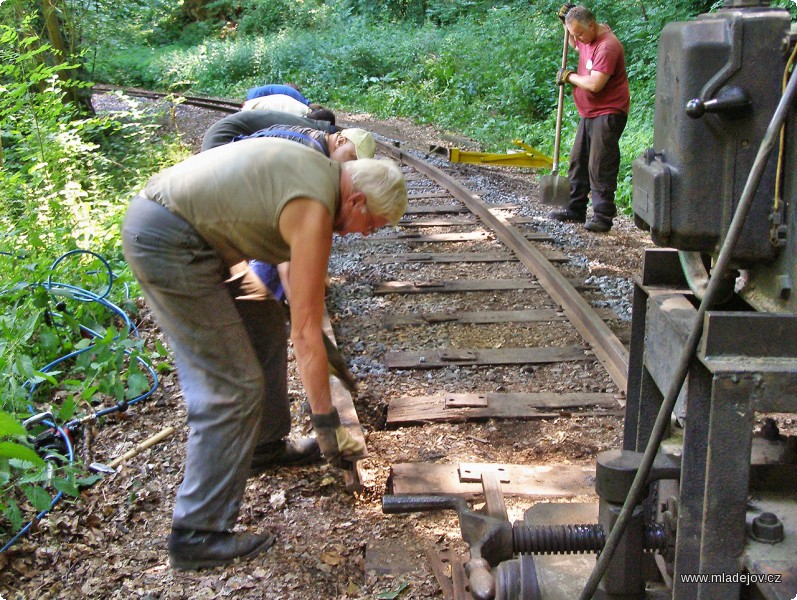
top-left (40, 0), bottom-right (94, 114)
top-left (182, 0), bottom-right (211, 21)
top-left (41, 0), bottom-right (71, 82)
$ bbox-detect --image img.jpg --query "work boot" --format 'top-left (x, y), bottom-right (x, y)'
top-left (547, 208), bottom-right (586, 223)
top-left (584, 217), bottom-right (612, 233)
top-left (249, 437), bottom-right (321, 476)
top-left (168, 528), bottom-right (275, 570)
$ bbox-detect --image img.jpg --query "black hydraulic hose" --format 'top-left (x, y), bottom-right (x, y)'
top-left (579, 69), bottom-right (797, 599)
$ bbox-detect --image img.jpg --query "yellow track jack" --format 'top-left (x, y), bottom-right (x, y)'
top-left (442, 139), bottom-right (553, 170)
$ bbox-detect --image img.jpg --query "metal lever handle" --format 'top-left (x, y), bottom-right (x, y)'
top-left (382, 494), bottom-right (467, 515)
top-left (23, 411), bottom-right (55, 429)
top-left (685, 86), bottom-right (751, 119)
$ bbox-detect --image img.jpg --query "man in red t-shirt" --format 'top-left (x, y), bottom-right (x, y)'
top-left (549, 5), bottom-right (630, 233)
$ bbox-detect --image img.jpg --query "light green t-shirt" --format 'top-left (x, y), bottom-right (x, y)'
top-left (144, 137), bottom-right (340, 265)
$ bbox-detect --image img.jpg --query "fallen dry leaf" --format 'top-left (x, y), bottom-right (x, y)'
top-left (320, 550), bottom-right (346, 566)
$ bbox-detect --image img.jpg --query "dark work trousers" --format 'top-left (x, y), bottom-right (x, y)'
top-left (567, 112), bottom-right (628, 223)
top-left (121, 196), bottom-right (289, 532)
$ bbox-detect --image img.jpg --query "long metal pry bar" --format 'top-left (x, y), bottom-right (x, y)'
top-left (322, 307), bottom-right (366, 493)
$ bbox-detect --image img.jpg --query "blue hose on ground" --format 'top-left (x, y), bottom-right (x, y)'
top-left (1, 249), bottom-right (159, 553)
top-left (0, 424), bottom-right (73, 553)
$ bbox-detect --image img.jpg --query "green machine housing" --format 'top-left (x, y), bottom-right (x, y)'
top-left (632, 2), bottom-right (796, 312)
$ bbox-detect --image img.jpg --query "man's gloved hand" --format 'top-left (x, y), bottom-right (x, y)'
top-left (311, 408), bottom-right (367, 468)
top-left (557, 3), bottom-right (575, 23)
top-left (226, 262), bottom-right (272, 301)
top-left (557, 68), bottom-right (574, 86)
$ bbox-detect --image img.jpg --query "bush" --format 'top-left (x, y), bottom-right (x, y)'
top-left (237, 0), bottom-right (334, 36)
top-left (0, 23), bottom-right (187, 545)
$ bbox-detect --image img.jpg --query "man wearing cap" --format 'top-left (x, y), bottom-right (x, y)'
top-left (240, 124), bottom-right (376, 163)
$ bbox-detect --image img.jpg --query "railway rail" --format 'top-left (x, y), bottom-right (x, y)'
top-left (95, 85), bottom-right (628, 390)
top-left (91, 87), bottom-right (637, 597)
top-left (336, 127), bottom-right (630, 599)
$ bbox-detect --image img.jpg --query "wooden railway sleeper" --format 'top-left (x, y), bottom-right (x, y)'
top-left (423, 313), bottom-right (460, 324)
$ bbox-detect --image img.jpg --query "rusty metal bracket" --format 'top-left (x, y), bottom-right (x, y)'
top-left (441, 350), bottom-right (479, 362)
top-left (445, 395), bottom-right (489, 408)
top-left (460, 464), bottom-right (510, 484)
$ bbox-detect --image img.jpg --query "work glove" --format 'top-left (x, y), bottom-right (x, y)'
top-left (557, 3), bottom-right (575, 23)
top-left (322, 333), bottom-right (358, 394)
top-left (556, 68), bottom-right (574, 86)
top-left (226, 262), bottom-right (272, 301)
top-left (311, 408), bottom-right (367, 468)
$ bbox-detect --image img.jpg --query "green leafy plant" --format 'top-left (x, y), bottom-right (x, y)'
top-left (93, 0), bottom-right (732, 211)
top-left (0, 410), bottom-right (46, 535)
top-left (0, 20), bottom-right (186, 545)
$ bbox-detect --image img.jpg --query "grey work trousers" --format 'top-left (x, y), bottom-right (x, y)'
top-left (121, 196), bottom-right (289, 532)
top-left (567, 112), bottom-right (628, 223)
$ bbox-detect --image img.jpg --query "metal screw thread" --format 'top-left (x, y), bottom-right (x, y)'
top-left (512, 524), bottom-right (606, 554)
top-left (644, 523), bottom-right (668, 552)
top-left (512, 522), bottom-right (668, 555)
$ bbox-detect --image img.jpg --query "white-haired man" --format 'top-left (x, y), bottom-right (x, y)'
top-left (122, 138), bottom-right (407, 570)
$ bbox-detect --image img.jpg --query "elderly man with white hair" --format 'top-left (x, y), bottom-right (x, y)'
top-left (122, 137), bottom-right (406, 570)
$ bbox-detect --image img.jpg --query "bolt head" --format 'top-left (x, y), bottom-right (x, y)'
top-left (750, 512), bottom-right (784, 544)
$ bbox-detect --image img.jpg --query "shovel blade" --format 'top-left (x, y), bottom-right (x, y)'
top-left (540, 173), bottom-right (571, 207)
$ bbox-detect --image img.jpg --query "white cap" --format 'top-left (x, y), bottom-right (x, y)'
top-left (341, 128), bottom-right (376, 159)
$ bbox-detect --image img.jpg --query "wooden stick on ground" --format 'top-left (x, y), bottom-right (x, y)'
top-left (108, 426), bottom-right (175, 469)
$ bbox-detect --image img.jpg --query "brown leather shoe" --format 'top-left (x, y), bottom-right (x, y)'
top-left (249, 437), bottom-right (321, 476)
top-left (168, 528), bottom-right (275, 570)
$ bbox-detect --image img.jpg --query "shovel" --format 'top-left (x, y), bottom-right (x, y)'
top-left (540, 27), bottom-right (572, 206)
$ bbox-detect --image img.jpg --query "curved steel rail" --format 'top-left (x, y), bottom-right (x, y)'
top-left (90, 85), bottom-right (629, 391)
top-left (92, 84), bottom-right (241, 113)
top-left (378, 141), bottom-right (629, 393)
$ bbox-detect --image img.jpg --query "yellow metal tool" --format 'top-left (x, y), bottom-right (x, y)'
top-left (447, 139), bottom-right (553, 169)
